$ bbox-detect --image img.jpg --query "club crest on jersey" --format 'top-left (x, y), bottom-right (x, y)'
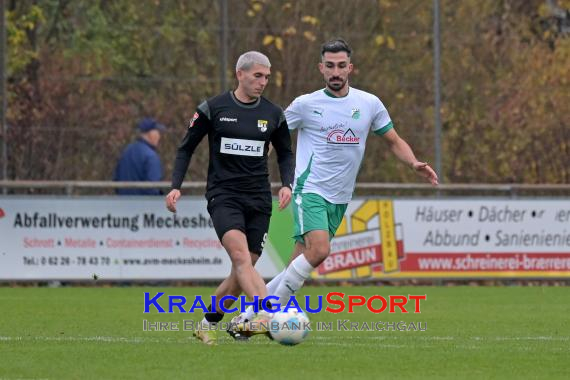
top-left (257, 120), bottom-right (268, 132)
top-left (351, 108), bottom-right (361, 120)
top-left (188, 112), bottom-right (199, 128)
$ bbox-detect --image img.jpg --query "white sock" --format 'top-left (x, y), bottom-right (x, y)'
top-left (273, 254), bottom-right (314, 306)
top-left (267, 269), bottom-right (287, 295)
top-left (243, 269), bottom-right (287, 321)
top-left (200, 317), bottom-right (211, 327)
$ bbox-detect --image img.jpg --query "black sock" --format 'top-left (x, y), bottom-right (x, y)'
top-left (204, 304), bottom-right (224, 323)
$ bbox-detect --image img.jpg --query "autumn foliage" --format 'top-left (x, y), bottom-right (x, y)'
top-left (4, 0), bottom-right (569, 184)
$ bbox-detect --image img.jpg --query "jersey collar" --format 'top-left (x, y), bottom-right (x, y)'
top-left (230, 91), bottom-right (261, 108)
top-left (323, 87), bottom-right (350, 98)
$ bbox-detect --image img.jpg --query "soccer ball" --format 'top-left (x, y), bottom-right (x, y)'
top-left (269, 309), bottom-right (310, 345)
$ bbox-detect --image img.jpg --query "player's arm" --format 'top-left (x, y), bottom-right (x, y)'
top-left (381, 128), bottom-right (439, 186)
top-left (166, 107), bottom-right (210, 212)
top-left (270, 113), bottom-right (294, 209)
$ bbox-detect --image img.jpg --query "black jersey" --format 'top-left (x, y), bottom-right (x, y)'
top-left (171, 91), bottom-right (294, 199)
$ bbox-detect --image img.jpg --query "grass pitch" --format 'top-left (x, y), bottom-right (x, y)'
top-left (1, 286), bottom-right (568, 379)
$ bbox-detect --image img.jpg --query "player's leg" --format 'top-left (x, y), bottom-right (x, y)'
top-left (262, 242), bottom-right (304, 296)
top-left (199, 253), bottom-right (259, 325)
top-left (208, 194), bottom-right (268, 300)
top-left (195, 195), bottom-right (266, 345)
top-left (239, 242), bottom-right (305, 322)
top-left (272, 193), bottom-right (348, 306)
top-left (196, 236), bottom-right (266, 344)
top-left (214, 253), bottom-right (260, 310)
top-left (271, 230), bottom-right (328, 306)
top-left (234, 196), bottom-right (347, 337)
top-left (241, 196), bottom-right (276, 327)
top-left (227, 194), bottom-right (277, 338)
top-left (230, 237), bottom-right (321, 339)
top-left (205, 253), bottom-right (264, 342)
top-left (222, 230), bottom-right (268, 300)
top-left (238, 192), bottom-right (325, 321)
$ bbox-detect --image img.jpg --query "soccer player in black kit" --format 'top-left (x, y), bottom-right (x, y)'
top-left (165, 51), bottom-right (294, 345)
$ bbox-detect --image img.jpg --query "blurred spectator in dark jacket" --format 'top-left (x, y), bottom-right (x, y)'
top-left (114, 118), bottom-right (166, 195)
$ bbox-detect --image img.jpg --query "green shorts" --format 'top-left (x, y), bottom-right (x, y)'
top-left (292, 192), bottom-right (348, 243)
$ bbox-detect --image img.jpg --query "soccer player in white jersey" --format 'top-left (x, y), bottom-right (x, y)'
top-left (232, 38), bottom-right (438, 336)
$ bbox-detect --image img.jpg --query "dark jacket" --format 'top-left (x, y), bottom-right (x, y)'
top-left (114, 138), bottom-right (163, 195)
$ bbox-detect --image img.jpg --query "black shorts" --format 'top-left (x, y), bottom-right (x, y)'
top-left (207, 192), bottom-right (272, 255)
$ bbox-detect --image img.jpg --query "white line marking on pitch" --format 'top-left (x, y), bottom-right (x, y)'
top-left (1, 335), bottom-right (568, 346)
top-left (313, 335), bottom-right (570, 341)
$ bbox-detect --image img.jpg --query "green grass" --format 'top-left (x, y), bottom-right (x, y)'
top-left (1, 286), bottom-right (568, 379)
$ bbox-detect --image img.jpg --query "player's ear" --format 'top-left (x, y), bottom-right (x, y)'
top-left (348, 63), bottom-right (354, 74)
top-left (318, 62), bottom-right (325, 74)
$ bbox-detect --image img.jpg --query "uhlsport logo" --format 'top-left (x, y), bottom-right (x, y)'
top-left (257, 119), bottom-right (268, 132)
top-left (327, 128), bottom-right (360, 145)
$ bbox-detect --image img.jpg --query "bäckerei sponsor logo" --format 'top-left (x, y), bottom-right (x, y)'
top-left (327, 128), bottom-right (360, 145)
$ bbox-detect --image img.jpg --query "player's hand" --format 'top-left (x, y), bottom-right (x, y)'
top-left (278, 186), bottom-right (292, 210)
top-left (165, 189), bottom-right (181, 213)
top-left (412, 162), bottom-right (439, 186)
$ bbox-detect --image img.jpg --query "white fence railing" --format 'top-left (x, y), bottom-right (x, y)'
top-left (1, 180), bottom-right (569, 195)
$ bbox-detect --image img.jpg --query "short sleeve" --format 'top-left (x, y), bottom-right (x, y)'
top-left (371, 97), bottom-right (393, 136)
top-left (284, 97), bottom-right (304, 130)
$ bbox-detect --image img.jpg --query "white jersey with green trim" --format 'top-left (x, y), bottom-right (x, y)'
top-left (285, 87), bottom-right (393, 204)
